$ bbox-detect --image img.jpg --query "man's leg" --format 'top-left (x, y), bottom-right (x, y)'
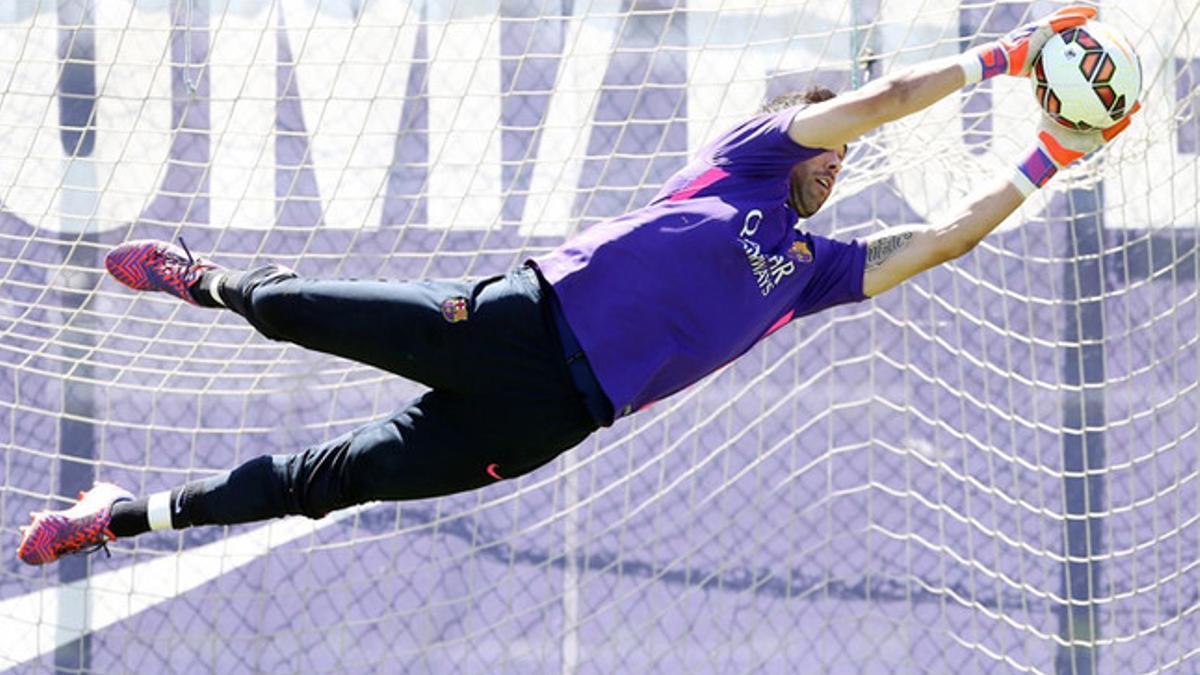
top-left (20, 391), bottom-right (484, 564)
top-left (97, 386), bottom-right (592, 548)
top-left (104, 390), bottom-right (491, 537)
top-left (19, 368), bottom-right (596, 565)
top-left (20, 387), bottom-right (581, 564)
top-left (215, 266), bottom-right (484, 391)
top-left (104, 239), bottom-right (531, 393)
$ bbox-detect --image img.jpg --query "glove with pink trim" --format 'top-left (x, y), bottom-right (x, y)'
top-left (1011, 101), bottom-right (1141, 195)
top-left (961, 5), bottom-right (1097, 84)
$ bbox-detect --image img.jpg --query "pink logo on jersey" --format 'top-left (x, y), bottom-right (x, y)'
top-left (789, 240), bottom-right (813, 264)
top-left (441, 296), bottom-right (469, 323)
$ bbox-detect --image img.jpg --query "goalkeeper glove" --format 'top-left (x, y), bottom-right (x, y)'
top-left (1011, 102), bottom-right (1141, 196)
top-left (960, 5), bottom-right (1097, 84)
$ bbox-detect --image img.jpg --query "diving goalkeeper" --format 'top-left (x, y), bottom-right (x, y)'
top-left (19, 5), bottom-right (1136, 565)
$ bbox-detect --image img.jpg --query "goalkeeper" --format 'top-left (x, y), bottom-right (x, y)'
top-left (19, 6), bottom-right (1137, 564)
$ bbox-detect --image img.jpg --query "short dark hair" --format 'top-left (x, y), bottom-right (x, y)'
top-left (757, 86), bottom-right (837, 114)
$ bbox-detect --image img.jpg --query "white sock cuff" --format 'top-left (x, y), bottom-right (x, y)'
top-left (207, 272), bottom-right (227, 307)
top-left (147, 490), bottom-right (173, 531)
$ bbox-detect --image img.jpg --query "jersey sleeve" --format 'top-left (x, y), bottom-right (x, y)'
top-left (794, 232), bottom-right (868, 315)
top-left (705, 110), bottom-right (824, 178)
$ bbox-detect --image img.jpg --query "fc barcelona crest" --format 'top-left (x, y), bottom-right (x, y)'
top-left (441, 296), bottom-right (469, 323)
top-left (789, 240), bottom-right (813, 264)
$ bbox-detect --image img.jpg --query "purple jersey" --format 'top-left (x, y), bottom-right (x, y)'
top-left (532, 110), bottom-right (867, 419)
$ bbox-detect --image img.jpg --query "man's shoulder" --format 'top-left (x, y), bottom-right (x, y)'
top-left (700, 110), bottom-right (823, 176)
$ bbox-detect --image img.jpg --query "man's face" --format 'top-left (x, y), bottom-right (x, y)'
top-left (787, 146), bottom-right (846, 218)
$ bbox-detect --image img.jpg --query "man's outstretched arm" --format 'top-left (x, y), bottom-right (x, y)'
top-left (787, 5), bottom-right (1097, 151)
top-left (861, 104), bottom-right (1142, 298)
top-left (787, 56), bottom-right (967, 151)
top-left (860, 180), bottom-right (1023, 298)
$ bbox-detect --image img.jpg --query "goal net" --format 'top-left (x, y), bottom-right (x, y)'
top-left (1, 0), bottom-right (1197, 672)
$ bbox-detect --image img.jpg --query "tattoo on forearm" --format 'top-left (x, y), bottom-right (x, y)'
top-left (865, 232), bottom-right (914, 271)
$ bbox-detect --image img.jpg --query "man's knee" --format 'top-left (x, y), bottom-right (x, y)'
top-left (343, 416), bottom-right (491, 501)
top-left (285, 422), bottom-right (408, 518)
top-left (284, 430), bottom-right (359, 519)
top-left (343, 422), bottom-right (424, 500)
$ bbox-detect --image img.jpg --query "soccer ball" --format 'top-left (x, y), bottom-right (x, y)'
top-left (1031, 20), bottom-right (1142, 131)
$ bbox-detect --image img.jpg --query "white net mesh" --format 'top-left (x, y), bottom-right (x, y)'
top-left (1, 0), bottom-right (1198, 672)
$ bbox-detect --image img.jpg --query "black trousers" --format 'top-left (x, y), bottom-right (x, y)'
top-left (177, 265), bottom-right (598, 526)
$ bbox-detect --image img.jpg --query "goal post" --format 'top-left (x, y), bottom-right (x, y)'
top-left (1, 1), bottom-right (1198, 672)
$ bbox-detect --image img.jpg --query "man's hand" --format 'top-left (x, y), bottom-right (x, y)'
top-left (965, 5), bottom-right (1096, 83)
top-left (1012, 101), bottom-right (1141, 195)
